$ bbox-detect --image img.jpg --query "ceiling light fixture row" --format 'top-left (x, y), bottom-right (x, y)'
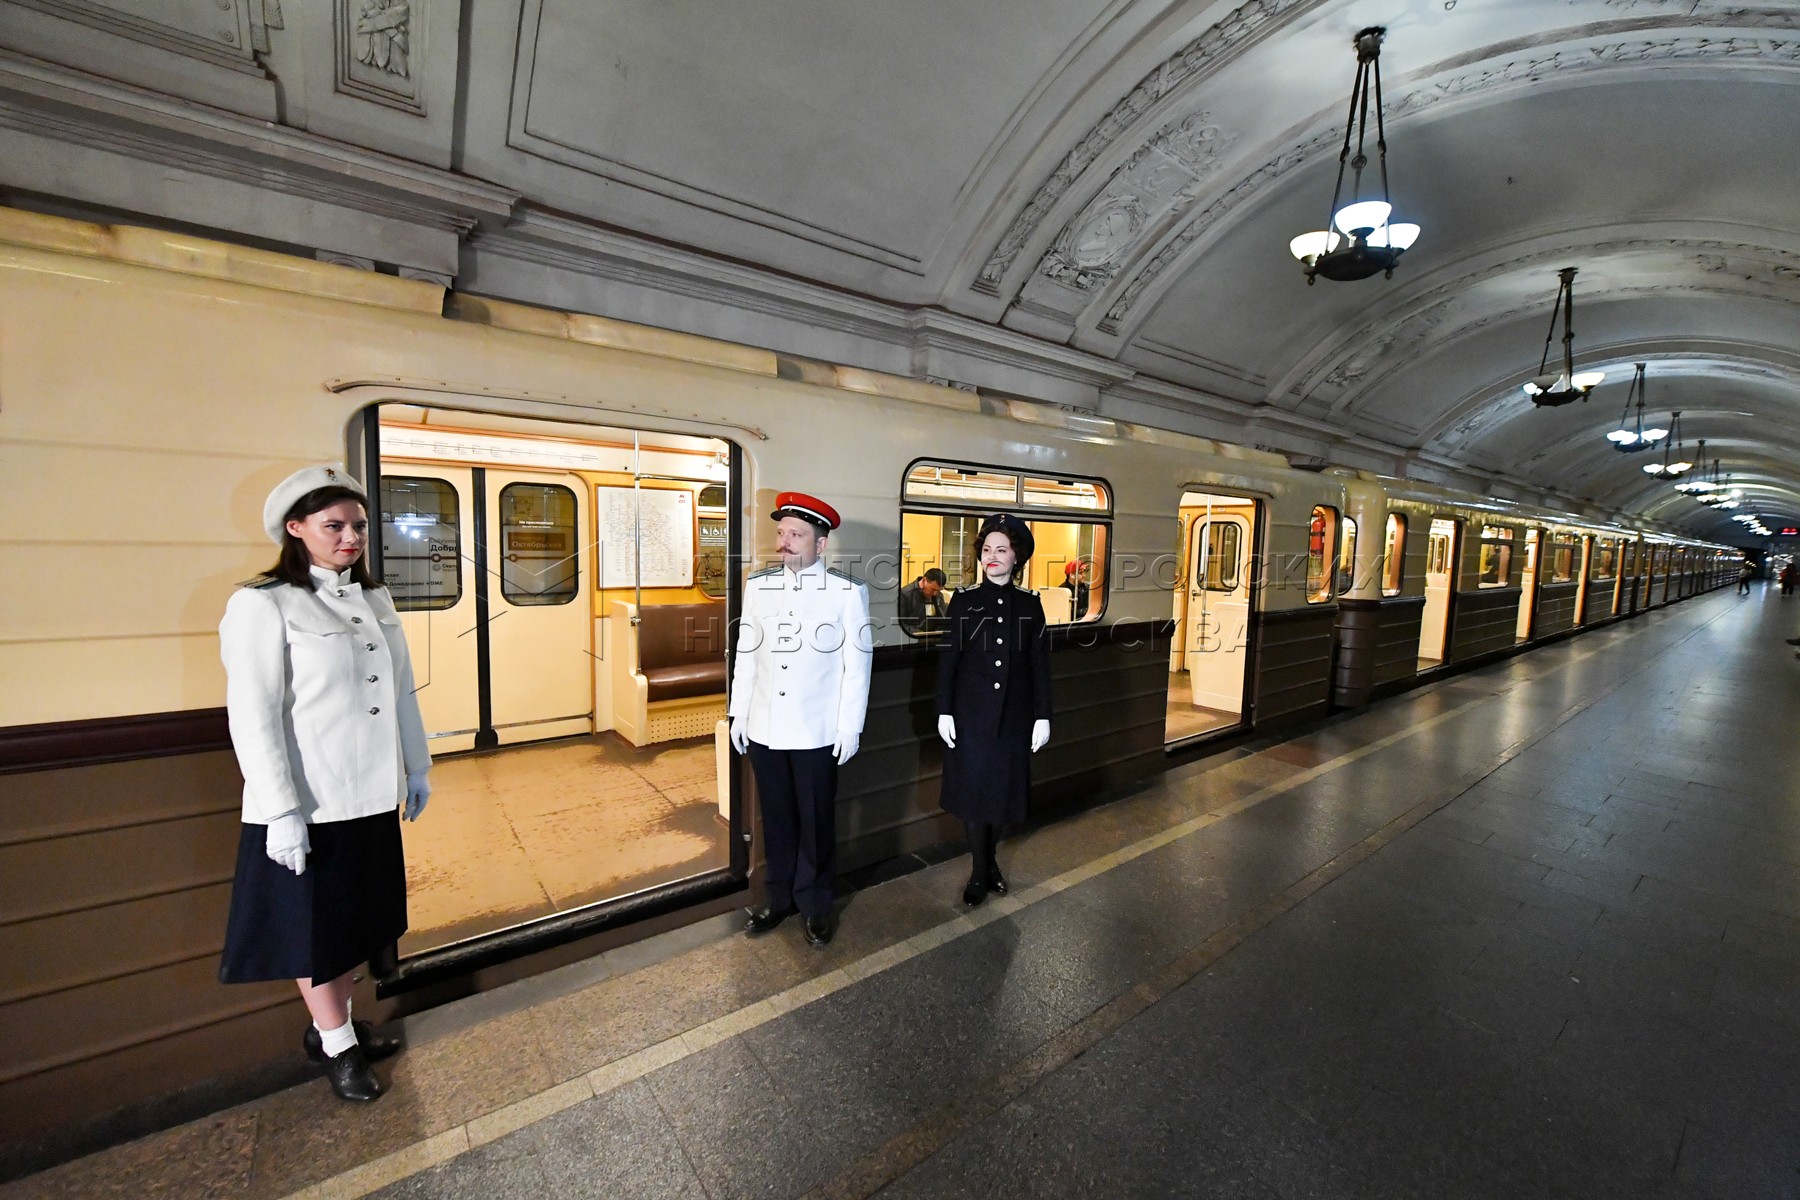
top-left (1605, 363), bottom-right (1669, 452)
top-left (1289, 27), bottom-right (1420, 284)
top-left (1523, 267), bottom-right (1605, 406)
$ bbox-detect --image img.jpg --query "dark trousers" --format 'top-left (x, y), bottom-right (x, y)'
top-left (747, 742), bottom-right (838, 918)
top-left (964, 820), bottom-right (999, 883)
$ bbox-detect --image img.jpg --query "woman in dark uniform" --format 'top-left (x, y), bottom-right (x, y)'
top-left (935, 513), bottom-right (1052, 905)
top-left (218, 465), bottom-right (432, 1102)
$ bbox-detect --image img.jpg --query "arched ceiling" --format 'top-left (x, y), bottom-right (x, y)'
top-left (476, 0), bottom-right (1797, 540)
top-left (11, 0), bottom-right (1792, 541)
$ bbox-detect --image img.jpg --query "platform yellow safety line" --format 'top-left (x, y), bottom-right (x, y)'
top-left (281, 596), bottom-right (1730, 1200)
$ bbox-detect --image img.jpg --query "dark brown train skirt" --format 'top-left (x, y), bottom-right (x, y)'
top-left (218, 810), bottom-right (407, 986)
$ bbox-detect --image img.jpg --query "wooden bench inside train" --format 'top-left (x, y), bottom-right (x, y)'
top-left (611, 600), bottom-right (730, 746)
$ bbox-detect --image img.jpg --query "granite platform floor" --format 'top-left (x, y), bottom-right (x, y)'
top-left (9, 584), bottom-right (1800, 1200)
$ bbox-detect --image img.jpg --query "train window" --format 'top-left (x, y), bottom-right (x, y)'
top-left (1022, 476), bottom-right (1110, 511)
top-left (1307, 506), bottom-right (1337, 603)
top-left (1201, 521), bottom-right (1241, 591)
top-left (380, 476), bottom-right (461, 612)
top-left (499, 482), bottom-right (578, 605)
top-left (1382, 514), bottom-right (1406, 597)
top-left (1337, 516), bottom-right (1359, 595)
top-left (905, 464), bottom-right (1023, 506)
top-left (899, 459), bottom-right (1112, 636)
top-left (1592, 539), bottom-right (1618, 580)
top-left (1550, 537), bottom-right (1576, 583)
top-left (697, 484), bottom-right (727, 511)
top-left (1478, 526), bottom-right (1513, 588)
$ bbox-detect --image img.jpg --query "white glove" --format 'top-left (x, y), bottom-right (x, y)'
top-left (730, 715), bottom-right (749, 754)
top-left (265, 812), bottom-right (310, 875)
top-left (833, 729), bottom-right (860, 765)
top-left (937, 715), bottom-right (957, 748)
top-left (1031, 719), bottom-right (1051, 753)
top-left (404, 770), bottom-right (431, 821)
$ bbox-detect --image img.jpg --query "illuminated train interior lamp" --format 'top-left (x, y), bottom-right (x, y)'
top-left (1643, 414), bottom-right (1692, 477)
top-left (1606, 363), bottom-right (1667, 452)
top-left (1523, 268), bottom-right (1605, 407)
top-left (1289, 28), bottom-right (1421, 284)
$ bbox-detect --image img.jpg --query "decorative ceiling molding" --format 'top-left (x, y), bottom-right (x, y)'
top-left (971, 0), bottom-right (1324, 295)
top-left (1029, 110), bottom-right (1237, 296)
top-left (1092, 24), bottom-right (1800, 339)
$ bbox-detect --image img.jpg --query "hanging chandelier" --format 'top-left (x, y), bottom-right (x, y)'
top-left (1288, 27), bottom-right (1420, 285)
top-left (1641, 413), bottom-right (1693, 477)
top-left (1672, 439), bottom-right (1712, 491)
top-left (1605, 363), bottom-right (1668, 452)
top-left (1523, 267), bottom-right (1605, 406)
top-left (1696, 460), bottom-right (1742, 506)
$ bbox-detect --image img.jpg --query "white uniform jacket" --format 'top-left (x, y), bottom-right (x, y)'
top-left (219, 566), bottom-right (431, 825)
top-left (728, 559), bottom-right (873, 750)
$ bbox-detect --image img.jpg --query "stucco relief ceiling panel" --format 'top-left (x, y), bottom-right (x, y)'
top-left (506, 0), bottom-right (1115, 274)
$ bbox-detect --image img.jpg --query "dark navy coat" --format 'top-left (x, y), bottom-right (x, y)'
top-left (934, 579), bottom-right (1052, 823)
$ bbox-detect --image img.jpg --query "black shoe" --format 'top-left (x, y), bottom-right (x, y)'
top-left (1785, 637), bottom-right (1800, 646)
top-left (962, 876), bottom-right (988, 907)
top-left (803, 913), bottom-right (833, 948)
top-left (304, 1019), bottom-right (402, 1066)
top-left (745, 904), bottom-right (797, 936)
top-left (987, 864), bottom-right (1008, 896)
top-left (321, 1045), bottom-right (383, 1102)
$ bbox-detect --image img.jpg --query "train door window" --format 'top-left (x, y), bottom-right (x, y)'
top-left (1549, 536), bottom-right (1576, 584)
top-left (900, 461), bottom-right (1112, 635)
top-left (1382, 514), bottom-right (1406, 597)
top-left (1307, 506), bottom-right (1338, 603)
top-left (697, 484), bottom-right (728, 599)
top-left (1478, 527), bottom-right (1514, 588)
top-left (1337, 516), bottom-right (1359, 595)
top-left (499, 482), bottom-right (578, 604)
top-left (1203, 520), bottom-right (1242, 591)
top-left (381, 476), bottom-right (462, 610)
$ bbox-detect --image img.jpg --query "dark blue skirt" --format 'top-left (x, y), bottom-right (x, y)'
top-left (218, 811), bottom-right (408, 986)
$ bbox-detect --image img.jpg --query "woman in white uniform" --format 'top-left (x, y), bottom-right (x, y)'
top-left (217, 465), bottom-right (432, 1102)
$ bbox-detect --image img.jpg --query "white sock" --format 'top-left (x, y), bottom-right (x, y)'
top-left (316, 1018), bottom-right (358, 1058)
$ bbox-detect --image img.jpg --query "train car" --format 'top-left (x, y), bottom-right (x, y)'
top-left (0, 207), bottom-right (1732, 1149)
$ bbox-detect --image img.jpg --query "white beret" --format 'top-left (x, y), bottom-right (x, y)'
top-left (263, 465), bottom-right (368, 543)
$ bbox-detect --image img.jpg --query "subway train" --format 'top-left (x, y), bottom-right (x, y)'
top-left (0, 208), bottom-right (1739, 1152)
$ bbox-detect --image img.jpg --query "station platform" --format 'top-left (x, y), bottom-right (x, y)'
top-left (7, 585), bottom-right (1798, 1200)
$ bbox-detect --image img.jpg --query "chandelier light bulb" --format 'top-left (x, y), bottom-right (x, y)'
top-left (1640, 426), bottom-right (1669, 442)
top-left (1288, 231), bottom-right (1342, 263)
top-left (1607, 428), bottom-right (1640, 445)
top-left (1334, 200), bottom-right (1393, 236)
top-left (1571, 371), bottom-right (1607, 390)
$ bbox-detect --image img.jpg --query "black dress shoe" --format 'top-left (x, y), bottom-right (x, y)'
top-left (987, 865), bottom-right (1008, 896)
top-left (321, 1045), bottom-right (383, 1102)
top-left (744, 904), bottom-right (797, 936)
top-left (1785, 637), bottom-right (1800, 646)
top-left (962, 876), bottom-right (988, 907)
top-left (304, 1019), bottom-right (402, 1066)
top-left (803, 913), bottom-right (833, 948)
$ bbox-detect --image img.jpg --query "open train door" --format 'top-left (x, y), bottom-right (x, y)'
top-left (1167, 491), bottom-right (1259, 743)
top-left (1418, 517), bottom-right (1458, 668)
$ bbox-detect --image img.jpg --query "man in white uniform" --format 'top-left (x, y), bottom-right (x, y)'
top-left (729, 491), bottom-right (872, 946)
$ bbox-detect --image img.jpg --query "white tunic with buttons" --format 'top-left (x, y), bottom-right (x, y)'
top-left (728, 559), bottom-right (873, 750)
top-left (218, 566), bottom-right (431, 825)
